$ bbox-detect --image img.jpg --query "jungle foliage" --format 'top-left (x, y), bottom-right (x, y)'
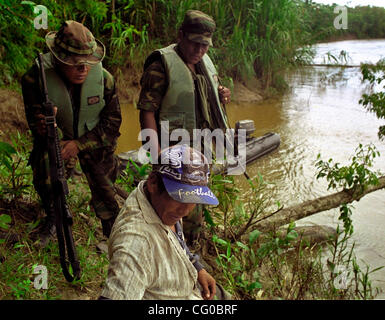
top-left (0, 133), bottom-right (382, 300)
top-left (360, 59), bottom-right (385, 140)
top-left (204, 145), bottom-right (383, 299)
top-left (305, 2), bottom-right (385, 42)
top-left (1, 0), bottom-right (384, 92)
top-left (1, 0), bottom-right (385, 301)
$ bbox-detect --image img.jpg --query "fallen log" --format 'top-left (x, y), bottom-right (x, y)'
top-left (255, 176), bottom-right (385, 232)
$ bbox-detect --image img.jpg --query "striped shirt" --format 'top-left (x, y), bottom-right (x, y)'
top-left (101, 180), bottom-right (202, 300)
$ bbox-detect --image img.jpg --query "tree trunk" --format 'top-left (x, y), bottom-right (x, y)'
top-left (256, 176), bottom-right (385, 232)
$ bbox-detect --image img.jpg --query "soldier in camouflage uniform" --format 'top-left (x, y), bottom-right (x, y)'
top-left (137, 10), bottom-right (231, 243)
top-left (21, 21), bottom-right (122, 247)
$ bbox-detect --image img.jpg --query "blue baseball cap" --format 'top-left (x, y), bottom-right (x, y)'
top-left (153, 145), bottom-right (219, 205)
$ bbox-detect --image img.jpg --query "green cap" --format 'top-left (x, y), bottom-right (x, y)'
top-left (180, 10), bottom-right (216, 46)
top-left (45, 20), bottom-right (105, 66)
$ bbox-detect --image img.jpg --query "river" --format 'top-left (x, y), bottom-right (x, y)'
top-left (116, 39), bottom-right (385, 299)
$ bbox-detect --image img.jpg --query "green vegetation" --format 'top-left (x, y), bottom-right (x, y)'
top-left (205, 150), bottom-right (383, 299)
top-left (305, 2), bottom-right (385, 42)
top-left (1, 0), bottom-right (312, 91)
top-left (0, 133), bottom-right (34, 202)
top-left (1, 0), bottom-right (385, 300)
top-left (1, 1), bottom-right (382, 93)
top-left (316, 143), bottom-right (380, 195)
top-left (0, 1), bottom-right (42, 87)
top-left (316, 143), bottom-right (380, 235)
top-left (1, 133), bottom-right (382, 300)
top-left (360, 59), bottom-right (385, 140)
top-left (0, 133), bottom-right (109, 299)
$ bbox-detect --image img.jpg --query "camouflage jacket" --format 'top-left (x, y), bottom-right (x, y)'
top-left (137, 46), bottom-right (211, 130)
top-left (21, 63), bottom-right (122, 153)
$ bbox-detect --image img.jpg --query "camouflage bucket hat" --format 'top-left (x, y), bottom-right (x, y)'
top-left (181, 10), bottom-right (216, 46)
top-left (45, 20), bottom-right (105, 66)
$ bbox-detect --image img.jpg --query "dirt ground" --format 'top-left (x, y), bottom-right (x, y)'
top-left (0, 88), bottom-right (29, 142)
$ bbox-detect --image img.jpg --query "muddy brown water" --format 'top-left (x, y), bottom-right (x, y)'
top-left (117, 39), bottom-right (385, 298)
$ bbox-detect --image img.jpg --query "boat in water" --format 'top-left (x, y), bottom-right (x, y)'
top-left (117, 120), bottom-right (281, 176)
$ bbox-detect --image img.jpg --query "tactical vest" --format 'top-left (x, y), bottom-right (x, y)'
top-left (36, 52), bottom-right (105, 139)
top-left (146, 44), bottom-right (229, 139)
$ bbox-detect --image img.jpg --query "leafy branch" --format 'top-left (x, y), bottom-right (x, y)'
top-left (360, 59), bottom-right (385, 140)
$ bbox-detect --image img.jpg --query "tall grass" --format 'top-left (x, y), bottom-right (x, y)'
top-left (207, 172), bottom-right (382, 299)
top-left (1, 0), bottom-right (313, 91)
top-left (0, 1), bottom-right (42, 86)
top-left (146, 0), bottom-right (313, 89)
top-left (2, 1), bottom-right (385, 90)
top-left (1, 133), bottom-right (381, 300)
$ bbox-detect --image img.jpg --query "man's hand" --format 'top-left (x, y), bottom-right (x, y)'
top-left (33, 107), bottom-right (58, 136)
top-left (198, 269), bottom-right (216, 300)
top-left (218, 85), bottom-right (231, 105)
top-left (34, 113), bottom-right (47, 136)
top-left (61, 140), bottom-right (79, 160)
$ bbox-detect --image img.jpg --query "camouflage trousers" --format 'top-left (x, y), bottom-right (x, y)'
top-left (30, 144), bottom-right (120, 225)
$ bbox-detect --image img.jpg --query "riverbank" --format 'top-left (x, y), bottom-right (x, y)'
top-left (316, 33), bottom-right (358, 44)
top-left (1, 127), bottom-right (376, 300)
top-left (2, 39), bottom-right (385, 299)
top-left (115, 66), bottom-right (264, 105)
top-left (0, 67), bottom-right (263, 142)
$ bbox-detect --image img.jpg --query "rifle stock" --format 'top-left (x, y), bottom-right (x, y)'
top-left (37, 53), bottom-right (81, 282)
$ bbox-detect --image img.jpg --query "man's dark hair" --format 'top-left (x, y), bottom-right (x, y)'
top-left (152, 171), bottom-right (167, 194)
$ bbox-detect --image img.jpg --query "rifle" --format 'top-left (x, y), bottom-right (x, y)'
top-left (37, 53), bottom-right (81, 282)
top-left (217, 84), bottom-right (251, 181)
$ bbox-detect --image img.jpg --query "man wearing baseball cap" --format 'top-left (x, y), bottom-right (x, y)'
top-left (21, 21), bottom-right (122, 247)
top-left (137, 10), bottom-right (232, 243)
top-left (99, 145), bottom-right (230, 300)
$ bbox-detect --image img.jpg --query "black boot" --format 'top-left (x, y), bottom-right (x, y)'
top-left (34, 202), bottom-right (56, 248)
top-left (101, 217), bottom-right (116, 238)
top-left (36, 216), bottom-right (56, 248)
top-left (97, 217), bottom-right (116, 255)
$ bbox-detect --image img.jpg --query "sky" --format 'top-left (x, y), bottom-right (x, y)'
top-left (312, 0), bottom-right (385, 7)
